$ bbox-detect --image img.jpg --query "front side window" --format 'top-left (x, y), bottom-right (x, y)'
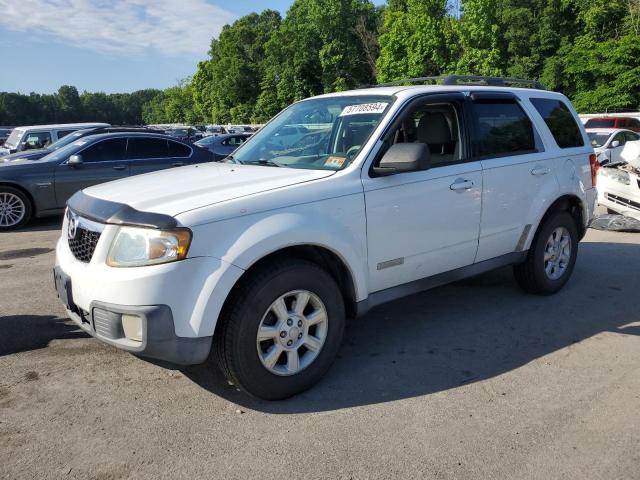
top-left (380, 101), bottom-right (463, 169)
top-left (23, 131), bottom-right (52, 150)
top-left (624, 131), bottom-right (640, 142)
top-left (128, 138), bottom-right (169, 159)
top-left (81, 138), bottom-right (127, 162)
top-left (232, 95), bottom-right (393, 170)
top-left (611, 132), bottom-right (627, 147)
top-left (472, 101), bottom-right (535, 158)
top-left (530, 98), bottom-right (584, 148)
top-left (168, 140), bottom-right (191, 157)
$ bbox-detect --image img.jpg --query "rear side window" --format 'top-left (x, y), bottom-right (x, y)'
top-left (128, 138), bottom-right (169, 159)
top-left (56, 129), bottom-right (76, 139)
top-left (530, 98), bottom-right (584, 148)
top-left (168, 140), bottom-right (191, 157)
top-left (584, 118), bottom-right (615, 128)
top-left (81, 138), bottom-right (127, 162)
top-left (471, 101), bottom-right (535, 158)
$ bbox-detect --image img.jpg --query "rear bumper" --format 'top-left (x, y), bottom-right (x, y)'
top-left (60, 292), bottom-right (211, 366)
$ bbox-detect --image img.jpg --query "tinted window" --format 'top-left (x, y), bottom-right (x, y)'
top-left (56, 129), bottom-right (76, 139)
top-left (629, 119), bottom-right (640, 128)
top-left (168, 140), bottom-right (191, 157)
top-left (81, 138), bottom-right (127, 162)
top-left (612, 132), bottom-right (626, 146)
top-left (128, 138), bottom-right (169, 159)
top-left (584, 118), bottom-right (615, 128)
top-left (530, 98), bottom-right (584, 148)
top-left (472, 101), bottom-right (535, 157)
top-left (625, 131), bottom-right (640, 141)
top-left (221, 136), bottom-right (248, 147)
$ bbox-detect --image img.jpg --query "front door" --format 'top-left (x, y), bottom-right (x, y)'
top-left (54, 137), bottom-right (129, 207)
top-left (363, 94), bottom-right (482, 293)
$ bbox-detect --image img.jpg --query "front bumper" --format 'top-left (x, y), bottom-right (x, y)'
top-left (55, 266), bottom-right (211, 365)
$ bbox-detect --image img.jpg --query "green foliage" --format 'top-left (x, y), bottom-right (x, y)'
top-left (0, 88), bottom-right (163, 126)
top-left (4, 0), bottom-right (640, 126)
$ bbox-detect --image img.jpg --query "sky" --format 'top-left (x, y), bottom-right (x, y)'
top-left (0, 0), bottom-right (296, 94)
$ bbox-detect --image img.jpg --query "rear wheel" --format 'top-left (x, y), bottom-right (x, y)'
top-left (214, 259), bottom-right (345, 400)
top-left (513, 211), bottom-right (578, 295)
top-left (0, 186), bottom-right (32, 231)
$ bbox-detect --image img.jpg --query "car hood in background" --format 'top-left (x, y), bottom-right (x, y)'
top-left (82, 162), bottom-right (335, 218)
top-left (1, 149), bottom-right (50, 163)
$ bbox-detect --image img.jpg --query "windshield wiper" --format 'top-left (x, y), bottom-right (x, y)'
top-left (245, 159), bottom-right (283, 168)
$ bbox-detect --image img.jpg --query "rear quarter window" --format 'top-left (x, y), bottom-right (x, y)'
top-left (530, 98), bottom-right (584, 148)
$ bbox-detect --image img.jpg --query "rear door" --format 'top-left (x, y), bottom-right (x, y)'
top-left (473, 93), bottom-right (559, 262)
top-left (53, 137), bottom-right (129, 207)
top-left (128, 137), bottom-right (192, 176)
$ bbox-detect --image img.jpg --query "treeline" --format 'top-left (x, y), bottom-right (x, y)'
top-left (148, 0), bottom-right (640, 124)
top-left (0, 86), bottom-right (163, 126)
top-left (3, 0), bottom-right (640, 127)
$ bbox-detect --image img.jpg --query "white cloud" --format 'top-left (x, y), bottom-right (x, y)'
top-left (0, 0), bottom-right (236, 56)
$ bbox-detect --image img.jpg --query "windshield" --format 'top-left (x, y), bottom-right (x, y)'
top-left (232, 95), bottom-right (393, 170)
top-left (41, 139), bottom-right (89, 162)
top-left (48, 129), bottom-right (94, 151)
top-left (4, 129), bottom-right (23, 149)
top-left (588, 132), bottom-right (611, 148)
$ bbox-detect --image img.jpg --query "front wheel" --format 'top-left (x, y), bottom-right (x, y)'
top-left (513, 211), bottom-right (579, 295)
top-left (0, 186), bottom-right (32, 231)
top-left (214, 260), bottom-right (345, 400)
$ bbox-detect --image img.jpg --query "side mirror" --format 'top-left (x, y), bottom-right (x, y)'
top-left (372, 143), bottom-right (431, 176)
top-left (610, 140), bottom-right (620, 148)
top-left (68, 154), bottom-right (84, 167)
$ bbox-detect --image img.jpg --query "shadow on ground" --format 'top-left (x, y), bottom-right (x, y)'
top-left (183, 240), bottom-right (640, 413)
top-left (0, 315), bottom-right (88, 356)
top-left (15, 216), bottom-right (62, 233)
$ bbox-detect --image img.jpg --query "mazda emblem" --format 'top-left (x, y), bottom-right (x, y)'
top-left (67, 214), bottom-right (78, 240)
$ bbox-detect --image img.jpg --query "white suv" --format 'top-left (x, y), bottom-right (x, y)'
top-left (54, 77), bottom-right (598, 400)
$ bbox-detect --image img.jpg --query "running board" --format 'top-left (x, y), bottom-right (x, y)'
top-left (356, 251), bottom-right (527, 317)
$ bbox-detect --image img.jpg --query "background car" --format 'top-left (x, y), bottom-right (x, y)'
top-left (1, 127), bottom-right (164, 163)
top-left (587, 128), bottom-right (640, 164)
top-left (165, 127), bottom-right (202, 143)
top-left (584, 116), bottom-right (640, 132)
top-left (0, 127), bottom-right (13, 146)
top-left (0, 123), bottom-right (110, 156)
top-left (195, 133), bottom-right (251, 161)
top-left (0, 132), bottom-right (214, 230)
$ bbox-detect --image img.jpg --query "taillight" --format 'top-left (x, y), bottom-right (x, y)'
top-left (589, 153), bottom-right (600, 187)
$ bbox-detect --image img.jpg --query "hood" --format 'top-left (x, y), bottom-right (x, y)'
top-left (1, 149), bottom-right (49, 163)
top-left (83, 162), bottom-right (335, 217)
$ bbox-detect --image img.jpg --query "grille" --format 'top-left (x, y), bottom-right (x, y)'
top-left (605, 193), bottom-right (640, 211)
top-left (68, 226), bottom-right (101, 263)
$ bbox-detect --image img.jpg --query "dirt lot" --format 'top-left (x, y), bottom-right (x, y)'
top-left (1, 216), bottom-right (640, 480)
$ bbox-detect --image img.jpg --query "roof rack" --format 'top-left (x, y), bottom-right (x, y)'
top-left (372, 75), bottom-right (546, 90)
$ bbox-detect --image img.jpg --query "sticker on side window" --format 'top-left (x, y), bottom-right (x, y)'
top-left (340, 102), bottom-right (388, 116)
top-left (324, 156), bottom-right (346, 168)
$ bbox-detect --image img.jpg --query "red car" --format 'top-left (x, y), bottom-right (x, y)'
top-left (584, 116), bottom-right (640, 132)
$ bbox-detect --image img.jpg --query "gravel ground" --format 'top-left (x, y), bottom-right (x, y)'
top-left (1, 216), bottom-right (640, 480)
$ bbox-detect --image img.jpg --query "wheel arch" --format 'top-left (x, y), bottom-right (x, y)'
top-left (530, 194), bottom-right (586, 247)
top-left (220, 244), bottom-right (360, 323)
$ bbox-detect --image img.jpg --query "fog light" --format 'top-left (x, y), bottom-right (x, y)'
top-left (122, 314), bottom-right (143, 342)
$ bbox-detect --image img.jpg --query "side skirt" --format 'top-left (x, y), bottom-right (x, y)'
top-left (356, 251), bottom-right (527, 317)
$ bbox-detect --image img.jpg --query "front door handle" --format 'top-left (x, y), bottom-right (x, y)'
top-left (531, 166), bottom-right (550, 176)
top-left (112, 165), bottom-right (127, 171)
top-left (450, 178), bottom-right (474, 191)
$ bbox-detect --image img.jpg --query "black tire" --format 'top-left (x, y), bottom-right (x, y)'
top-left (0, 186), bottom-right (32, 231)
top-left (213, 259), bottom-right (345, 400)
top-left (513, 211), bottom-right (579, 295)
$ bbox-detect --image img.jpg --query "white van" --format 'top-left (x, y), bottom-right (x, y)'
top-left (0, 123), bottom-right (109, 156)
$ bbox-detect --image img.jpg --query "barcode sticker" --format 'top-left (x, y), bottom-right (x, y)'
top-left (340, 102), bottom-right (388, 116)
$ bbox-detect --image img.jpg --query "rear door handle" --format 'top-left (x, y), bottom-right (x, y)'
top-left (112, 165), bottom-right (126, 171)
top-left (450, 178), bottom-right (474, 191)
top-left (172, 162), bottom-right (185, 167)
top-left (531, 166), bottom-right (550, 176)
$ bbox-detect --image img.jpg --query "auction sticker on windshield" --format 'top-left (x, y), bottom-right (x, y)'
top-left (340, 102), bottom-right (388, 116)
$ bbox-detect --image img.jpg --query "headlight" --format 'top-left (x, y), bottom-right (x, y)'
top-left (600, 167), bottom-right (631, 185)
top-left (107, 226), bottom-right (192, 267)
